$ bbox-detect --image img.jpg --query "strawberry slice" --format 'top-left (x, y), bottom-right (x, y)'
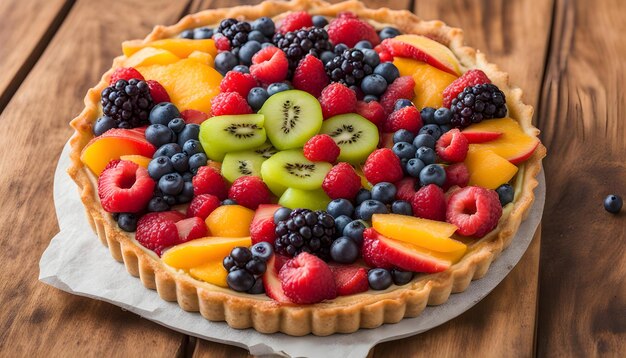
top-left (175, 217), bottom-right (208, 242)
top-left (97, 160), bottom-right (154, 213)
top-left (250, 204), bottom-right (281, 245)
top-left (250, 46), bottom-right (288, 84)
top-left (263, 254), bottom-right (292, 303)
top-left (279, 252), bottom-right (337, 304)
top-left (180, 109), bottom-right (209, 125)
top-left (328, 264), bottom-right (369, 296)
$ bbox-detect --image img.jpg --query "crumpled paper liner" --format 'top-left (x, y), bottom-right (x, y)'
top-left (40, 143), bottom-right (545, 358)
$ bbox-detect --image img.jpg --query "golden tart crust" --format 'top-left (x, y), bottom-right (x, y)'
top-left (68, 0), bottom-right (547, 336)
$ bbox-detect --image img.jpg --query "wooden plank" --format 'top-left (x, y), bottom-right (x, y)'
top-left (0, 0), bottom-right (194, 355)
top-left (0, 0), bottom-right (75, 113)
top-left (536, 0), bottom-right (626, 355)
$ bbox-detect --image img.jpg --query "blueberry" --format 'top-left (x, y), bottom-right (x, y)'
top-left (180, 29), bottom-right (194, 39)
top-left (251, 17), bottom-right (275, 37)
top-left (420, 107), bottom-right (436, 125)
top-left (149, 102), bottom-right (180, 126)
top-left (604, 194), bottom-right (623, 213)
top-left (176, 124), bottom-right (200, 147)
top-left (391, 200), bottom-right (413, 216)
top-left (93, 115), bottom-right (117, 136)
top-left (214, 51), bottom-right (238, 75)
top-left (247, 30), bottom-right (266, 43)
top-left (251, 242), bottom-right (273, 262)
top-left (320, 50), bottom-right (336, 64)
top-left (412, 133), bottom-right (436, 150)
top-left (117, 213), bottom-right (138, 232)
top-left (363, 94), bottom-right (379, 103)
top-left (229, 66), bottom-right (249, 76)
top-left (334, 215), bottom-right (352, 234)
top-left (223, 255), bottom-right (236, 271)
top-left (182, 172), bottom-right (194, 182)
top-left (261, 42), bottom-right (274, 49)
top-left (182, 139), bottom-right (204, 156)
top-left (327, 199), bottom-right (355, 218)
top-left (247, 87), bottom-right (270, 111)
top-left (343, 220), bottom-right (367, 245)
top-left (247, 278), bottom-right (265, 294)
top-left (379, 26), bottom-right (401, 40)
top-left (167, 118), bottom-right (185, 133)
top-left (231, 246), bottom-right (253, 265)
top-left (355, 189), bottom-right (371, 206)
top-left (312, 15), bottom-right (328, 28)
top-left (374, 62), bottom-right (400, 84)
top-left (246, 258), bottom-right (267, 275)
top-left (434, 107), bottom-right (452, 124)
top-left (357, 199), bottom-right (389, 221)
top-left (392, 141), bottom-right (417, 160)
top-left (222, 199), bottom-right (237, 205)
top-left (158, 172), bottom-right (184, 195)
top-left (496, 184), bottom-right (515, 206)
top-left (170, 152), bottom-right (189, 173)
top-left (162, 195), bottom-right (176, 206)
top-left (193, 27), bottom-right (213, 39)
top-left (227, 269), bottom-right (255, 292)
top-left (153, 143), bottom-right (181, 158)
top-left (391, 269), bottom-right (414, 285)
top-left (148, 156), bottom-right (174, 180)
top-left (360, 74), bottom-right (387, 96)
top-left (419, 124), bottom-right (443, 140)
top-left (238, 40), bottom-right (262, 65)
top-left (393, 129), bottom-right (415, 144)
top-left (188, 153), bottom-right (208, 173)
top-left (420, 164), bottom-right (446, 187)
top-left (273, 207), bottom-right (292, 223)
top-left (354, 40), bottom-right (372, 49)
top-left (371, 182), bottom-right (397, 204)
top-left (267, 82), bottom-right (292, 96)
top-left (394, 99), bottom-right (414, 111)
top-left (333, 43), bottom-right (348, 55)
top-left (147, 196), bottom-right (169, 212)
top-left (176, 181), bottom-right (194, 204)
top-left (415, 146), bottom-right (436, 165)
top-left (368, 268), bottom-right (393, 290)
top-left (145, 124), bottom-right (174, 147)
top-left (330, 237), bottom-right (360, 264)
top-left (405, 158), bottom-right (425, 178)
top-left (439, 124), bottom-right (452, 134)
top-left (362, 49), bottom-right (380, 68)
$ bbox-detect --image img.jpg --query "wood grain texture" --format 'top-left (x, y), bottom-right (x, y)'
top-left (0, 0), bottom-right (193, 355)
top-left (537, 0), bottom-right (626, 355)
top-left (0, 0), bottom-right (74, 112)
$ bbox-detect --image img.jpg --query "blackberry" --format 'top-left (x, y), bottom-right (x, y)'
top-left (324, 48), bottom-right (373, 87)
top-left (223, 244), bottom-right (272, 294)
top-left (274, 209), bottom-right (336, 261)
top-left (216, 18), bottom-right (252, 49)
top-left (101, 79), bottom-right (153, 128)
top-left (273, 27), bottom-right (332, 74)
top-left (450, 83), bottom-right (507, 128)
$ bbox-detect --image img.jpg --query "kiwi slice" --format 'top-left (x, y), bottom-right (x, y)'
top-left (221, 150), bottom-right (267, 183)
top-left (259, 90), bottom-right (323, 150)
top-left (199, 114), bottom-right (267, 161)
top-left (279, 187), bottom-right (331, 211)
top-left (260, 149), bottom-right (332, 196)
top-left (319, 113), bottom-right (379, 165)
top-left (252, 142), bottom-right (278, 159)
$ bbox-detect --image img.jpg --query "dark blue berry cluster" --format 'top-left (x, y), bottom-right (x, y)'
top-left (223, 242), bottom-right (273, 293)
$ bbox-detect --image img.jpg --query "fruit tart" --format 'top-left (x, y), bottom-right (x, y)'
top-left (68, 0), bottom-right (546, 336)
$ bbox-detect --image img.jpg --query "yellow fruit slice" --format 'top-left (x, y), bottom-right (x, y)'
top-left (393, 58), bottom-right (457, 109)
top-left (119, 154), bottom-right (151, 168)
top-left (124, 47), bottom-right (180, 68)
top-left (462, 118), bottom-right (540, 164)
top-left (394, 34), bottom-right (462, 75)
top-left (205, 205), bottom-right (255, 237)
top-left (123, 39), bottom-right (217, 58)
top-left (187, 50), bottom-right (214, 67)
top-left (464, 147), bottom-right (518, 189)
top-left (189, 260), bottom-right (228, 287)
top-left (371, 214), bottom-right (465, 255)
top-left (162, 236), bottom-right (251, 269)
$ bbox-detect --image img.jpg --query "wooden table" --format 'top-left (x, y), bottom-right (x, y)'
top-left (0, 0), bottom-right (624, 356)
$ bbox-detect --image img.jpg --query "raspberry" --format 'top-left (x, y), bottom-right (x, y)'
top-left (228, 176), bottom-right (272, 210)
top-left (180, 109), bottom-right (209, 125)
top-left (395, 177), bottom-right (418, 202)
top-left (192, 166), bottom-right (229, 200)
top-left (214, 34), bottom-right (231, 52)
top-left (318, 83), bottom-right (357, 119)
top-left (355, 100), bottom-right (386, 128)
top-left (303, 134), bottom-right (340, 163)
top-left (292, 55), bottom-right (329, 98)
top-left (411, 184), bottom-right (447, 221)
top-left (322, 162), bottom-right (362, 200)
top-left (383, 106), bottom-right (422, 133)
top-left (327, 12), bottom-right (379, 48)
top-left (97, 160), bottom-right (155, 213)
top-left (442, 163), bottom-right (470, 191)
top-left (186, 194), bottom-right (221, 220)
top-left (109, 67), bottom-right (144, 84)
top-left (219, 71), bottom-right (258, 97)
top-left (146, 80), bottom-right (170, 104)
top-left (279, 252), bottom-right (337, 304)
top-left (250, 46), bottom-right (289, 84)
top-left (442, 69), bottom-right (491, 108)
top-left (278, 11), bottom-right (313, 33)
top-left (363, 148), bottom-right (403, 185)
top-left (328, 264), bottom-right (369, 296)
top-left (436, 128), bottom-right (469, 162)
top-left (175, 217), bottom-right (208, 242)
top-left (446, 186), bottom-right (502, 237)
top-left (210, 92), bottom-right (253, 116)
top-left (136, 211), bottom-right (184, 256)
top-left (380, 76), bottom-right (416, 114)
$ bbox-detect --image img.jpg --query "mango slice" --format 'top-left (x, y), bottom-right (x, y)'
top-left (205, 205), bottom-right (255, 237)
top-left (464, 147), bottom-right (518, 189)
top-left (189, 260), bottom-right (228, 287)
top-left (162, 236), bottom-right (252, 269)
top-left (123, 38), bottom-right (217, 58)
top-left (124, 47), bottom-right (180, 68)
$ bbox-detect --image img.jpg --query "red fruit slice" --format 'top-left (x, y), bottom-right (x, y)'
top-left (379, 37), bottom-right (459, 76)
top-left (362, 228), bottom-right (451, 273)
top-left (97, 160), bottom-right (155, 213)
top-left (175, 217), bottom-right (208, 242)
top-left (462, 131), bottom-right (502, 143)
top-left (250, 204), bottom-right (281, 245)
top-left (263, 254), bottom-right (292, 303)
top-left (279, 252), bottom-right (337, 304)
top-left (446, 186), bottom-right (502, 238)
top-left (250, 46), bottom-right (289, 84)
top-left (180, 109), bottom-right (209, 125)
top-left (328, 264), bottom-right (369, 296)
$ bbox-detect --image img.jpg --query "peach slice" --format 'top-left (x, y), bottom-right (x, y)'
top-left (80, 128), bottom-right (156, 176)
top-left (161, 236), bottom-right (252, 269)
top-left (371, 214), bottom-right (466, 257)
top-left (462, 117), bottom-right (540, 164)
top-left (122, 39), bottom-right (217, 59)
top-left (205, 205), bottom-right (255, 237)
top-left (393, 58), bottom-right (458, 110)
top-left (464, 147), bottom-right (518, 189)
top-left (187, 50), bottom-right (214, 67)
top-left (123, 47), bottom-right (180, 68)
top-left (380, 35), bottom-right (461, 76)
top-left (119, 154), bottom-right (151, 168)
top-left (137, 59), bottom-right (222, 113)
top-left (189, 260), bottom-right (228, 287)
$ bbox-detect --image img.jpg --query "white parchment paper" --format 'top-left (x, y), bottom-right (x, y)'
top-left (40, 143), bottom-right (545, 358)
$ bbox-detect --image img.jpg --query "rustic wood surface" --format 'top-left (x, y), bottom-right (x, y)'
top-left (0, 0), bottom-right (623, 356)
